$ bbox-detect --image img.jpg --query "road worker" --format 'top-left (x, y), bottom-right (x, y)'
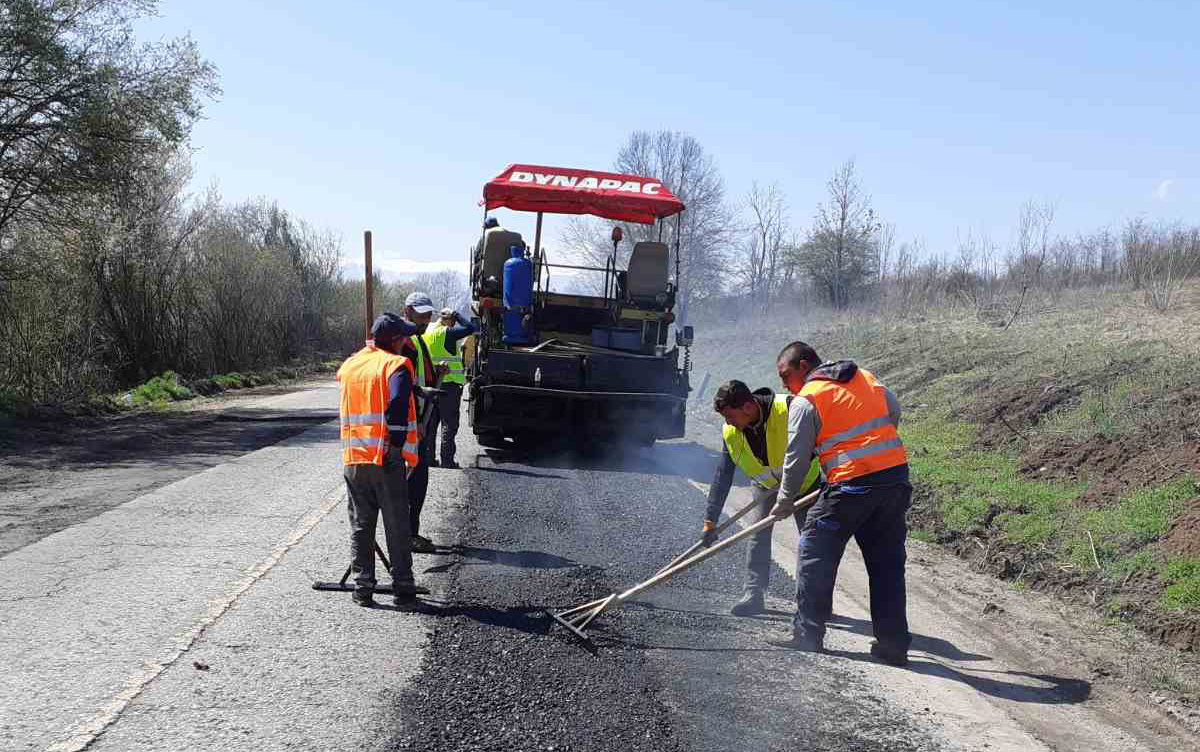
top-left (769, 341), bottom-right (911, 665)
top-left (420, 307), bottom-right (477, 469)
top-left (401, 292), bottom-right (441, 554)
top-left (705, 380), bottom-right (822, 616)
top-left (336, 313), bottom-right (426, 610)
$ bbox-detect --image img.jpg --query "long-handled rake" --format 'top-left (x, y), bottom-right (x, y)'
top-left (549, 488), bottom-right (820, 645)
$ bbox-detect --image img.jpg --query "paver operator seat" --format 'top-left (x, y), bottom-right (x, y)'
top-left (625, 241), bottom-right (670, 309)
top-left (476, 227), bottom-right (524, 297)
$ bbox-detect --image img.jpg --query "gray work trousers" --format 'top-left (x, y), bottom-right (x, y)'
top-left (344, 461), bottom-right (414, 591)
top-left (426, 382), bottom-right (463, 464)
top-left (745, 484), bottom-right (809, 594)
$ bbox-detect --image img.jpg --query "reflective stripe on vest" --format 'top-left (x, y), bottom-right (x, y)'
top-left (422, 322), bottom-right (466, 385)
top-left (820, 438), bottom-right (905, 475)
top-left (412, 336), bottom-right (431, 387)
top-left (342, 412), bottom-right (384, 426)
top-left (722, 395), bottom-right (821, 493)
top-left (800, 367), bottom-right (907, 483)
top-left (336, 346), bottom-right (419, 468)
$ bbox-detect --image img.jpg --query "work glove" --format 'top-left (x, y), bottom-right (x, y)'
top-left (770, 498), bottom-right (795, 518)
top-left (701, 520), bottom-right (718, 546)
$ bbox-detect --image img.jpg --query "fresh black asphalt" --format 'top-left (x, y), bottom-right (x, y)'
top-left (383, 441), bottom-right (940, 752)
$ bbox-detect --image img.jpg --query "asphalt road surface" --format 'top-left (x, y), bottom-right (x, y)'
top-left (1, 381), bottom-right (1194, 751)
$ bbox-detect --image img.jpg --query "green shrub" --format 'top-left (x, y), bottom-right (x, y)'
top-left (212, 373), bottom-right (246, 390)
top-left (129, 371), bottom-right (194, 405)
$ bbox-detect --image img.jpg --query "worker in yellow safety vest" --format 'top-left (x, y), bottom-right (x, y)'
top-left (336, 313), bottom-right (428, 611)
top-left (769, 340), bottom-right (911, 665)
top-left (705, 379), bottom-right (822, 616)
top-left (420, 306), bottom-right (477, 470)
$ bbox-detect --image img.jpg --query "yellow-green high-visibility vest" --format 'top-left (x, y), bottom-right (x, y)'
top-left (722, 395), bottom-right (821, 493)
top-left (421, 321), bottom-right (465, 385)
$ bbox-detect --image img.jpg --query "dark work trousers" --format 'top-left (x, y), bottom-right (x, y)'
top-left (793, 481), bottom-right (912, 650)
top-left (427, 382), bottom-right (463, 465)
top-left (746, 484), bottom-right (809, 594)
top-left (344, 461), bottom-right (414, 590)
top-left (408, 438), bottom-right (430, 538)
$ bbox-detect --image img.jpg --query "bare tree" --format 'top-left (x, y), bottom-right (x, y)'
top-left (413, 269), bottom-right (470, 313)
top-left (1134, 223), bottom-right (1200, 313)
top-left (1122, 218), bottom-right (1152, 290)
top-left (78, 146), bottom-right (206, 382)
top-left (1002, 200), bottom-right (1055, 328)
top-left (738, 182), bottom-right (789, 312)
top-left (876, 222), bottom-right (896, 287)
top-left (561, 130), bottom-right (732, 320)
top-left (796, 159), bottom-right (880, 309)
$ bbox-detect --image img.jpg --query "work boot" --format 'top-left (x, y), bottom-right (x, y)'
top-left (393, 593), bottom-right (431, 612)
top-left (870, 640), bottom-right (909, 667)
top-left (392, 582), bottom-right (431, 595)
top-left (352, 588), bottom-right (374, 608)
top-left (440, 459), bottom-right (460, 470)
top-left (730, 590), bottom-right (766, 616)
top-left (768, 631), bottom-right (824, 653)
top-left (411, 535), bottom-right (437, 554)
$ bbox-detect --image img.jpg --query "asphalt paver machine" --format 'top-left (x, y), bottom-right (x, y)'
top-left (467, 164), bottom-right (694, 448)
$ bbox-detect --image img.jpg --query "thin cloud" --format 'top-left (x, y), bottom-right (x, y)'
top-left (341, 257), bottom-right (469, 278)
top-left (1155, 179), bottom-right (1175, 201)
top-left (377, 258), bottom-right (470, 276)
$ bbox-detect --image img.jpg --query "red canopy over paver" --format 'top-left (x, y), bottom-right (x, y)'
top-left (483, 164), bottom-right (684, 225)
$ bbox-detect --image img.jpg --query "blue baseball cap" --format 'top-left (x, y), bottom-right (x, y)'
top-left (404, 291), bottom-right (435, 314)
top-left (370, 312), bottom-right (418, 346)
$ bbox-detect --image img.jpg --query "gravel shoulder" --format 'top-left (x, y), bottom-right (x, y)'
top-left (679, 423), bottom-right (1200, 749)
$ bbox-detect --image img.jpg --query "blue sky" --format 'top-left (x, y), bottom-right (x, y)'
top-left (139, 1), bottom-right (1198, 276)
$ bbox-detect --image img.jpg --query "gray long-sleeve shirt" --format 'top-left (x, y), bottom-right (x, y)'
top-left (776, 366), bottom-right (904, 504)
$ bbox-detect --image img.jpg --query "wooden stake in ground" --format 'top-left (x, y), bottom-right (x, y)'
top-left (364, 230), bottom-right (374, 342)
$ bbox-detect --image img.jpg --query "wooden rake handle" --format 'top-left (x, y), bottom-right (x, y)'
top-left (653, 492), bottom-right (763, 577)
top-left (558, 488), bottom-right (822, 628)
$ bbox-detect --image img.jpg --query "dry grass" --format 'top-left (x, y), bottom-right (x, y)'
top-left (687, 281), bottom-right (1200, 647)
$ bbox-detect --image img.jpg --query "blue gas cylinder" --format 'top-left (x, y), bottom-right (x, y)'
top-left (502, 245), bottom-right (534, 344)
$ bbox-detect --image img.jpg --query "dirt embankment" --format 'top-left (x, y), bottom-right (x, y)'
top-left (912, 360), bottom-right (1200, 654)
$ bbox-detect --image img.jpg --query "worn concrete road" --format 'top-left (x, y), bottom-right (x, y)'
top-left (0, 384), bottom-right (336, 557)
top-left (0, 383), bottom-right (459, 751)
top-left (2, 383), bottom-right (1195, 750)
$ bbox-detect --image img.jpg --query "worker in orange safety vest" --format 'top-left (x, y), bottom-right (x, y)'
top-left (769, 340), bottom-right (912, 665)
top-left (337, 312), bottom-right (427, 611)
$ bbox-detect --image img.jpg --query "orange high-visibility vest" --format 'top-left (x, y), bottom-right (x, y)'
top-left (337, 346), bottom-right (419, 467)
top-left (800, 366), bottom-right (907, 483)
